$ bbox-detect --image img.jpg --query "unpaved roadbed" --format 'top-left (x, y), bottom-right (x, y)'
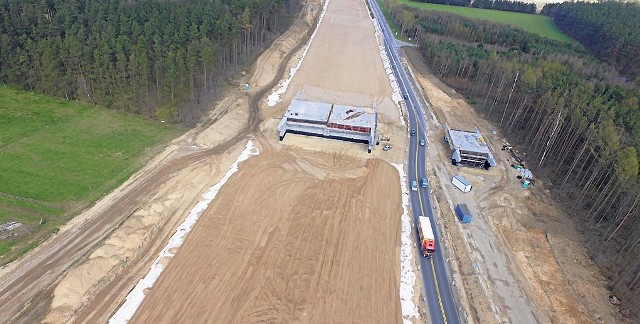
top-left (131, 153), bottom-right (402, 322)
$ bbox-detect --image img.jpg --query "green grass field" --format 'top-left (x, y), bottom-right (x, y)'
top-left (395, 0), bottom-right (573, 43)
top-left (0, 86), bottom-right (183, 262)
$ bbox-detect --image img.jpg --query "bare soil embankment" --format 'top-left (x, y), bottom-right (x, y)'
top-left (404, 47), bottom-right (621, 323)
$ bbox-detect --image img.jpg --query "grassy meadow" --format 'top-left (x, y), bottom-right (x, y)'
top-left (0, 86), bottom-right (183, 263)
top-left (394, 0), bottom-right (573, 43)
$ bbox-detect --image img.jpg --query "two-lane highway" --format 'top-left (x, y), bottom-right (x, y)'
top-left (367, 1), bottom-right (460, 323)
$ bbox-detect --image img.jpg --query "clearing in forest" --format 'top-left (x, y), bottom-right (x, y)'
top-left (0, 86), bottom-right (182, 263)
top-left (392, 0), bottom-right (573, 42)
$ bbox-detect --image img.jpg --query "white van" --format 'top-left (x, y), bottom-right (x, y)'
top-left (411, 180), bottom-right (418, 191)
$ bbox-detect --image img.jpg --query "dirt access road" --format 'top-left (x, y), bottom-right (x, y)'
top-left (128, 0), bottom-right (408, 321)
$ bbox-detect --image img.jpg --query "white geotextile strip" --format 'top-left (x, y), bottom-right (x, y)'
top-left (266, 0), bottom-right (332, 106)
top-left (393, 163), bottom-right (421, 323)
top-left (109, 140), bottom-right (260, 323)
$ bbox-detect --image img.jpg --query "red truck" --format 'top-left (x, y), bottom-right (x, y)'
top-left (418, 216), bottom-right (436, 258)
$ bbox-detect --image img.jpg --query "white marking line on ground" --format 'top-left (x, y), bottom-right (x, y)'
top-left (393, 163), bottom-right (421, 323)
top-left (109, 140), bottom-right (260, 323)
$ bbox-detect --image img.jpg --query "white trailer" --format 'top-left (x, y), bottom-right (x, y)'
top-left (418, 216), bottom-right (436, 257)
top-left (452, 175), bottom-right (472, 193)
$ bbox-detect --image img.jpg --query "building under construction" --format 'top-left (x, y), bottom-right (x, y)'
top-left (278, 94), bottom-right (377, 152)
top-left (445, 123), bottom-right (496, 169)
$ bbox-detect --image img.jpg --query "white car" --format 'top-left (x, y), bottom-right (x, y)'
top-left (419, 139), bottom-right (425, 146)
top-left (383, 145), bottom-right (392, 151)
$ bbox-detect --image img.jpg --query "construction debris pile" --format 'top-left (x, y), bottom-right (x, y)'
top-left (502, 139), bottom-right (534, 188)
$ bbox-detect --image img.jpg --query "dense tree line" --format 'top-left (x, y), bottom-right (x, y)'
top-left (415, 0), bottom-right (471, 8)
top-left (471, 0), bottom-right (535, 13)
top-left (413, 0), bottom-right (536, 14)
top-left (0, 0), bottom-right (296, 125)
top-left (542, 1), bottom-right (640, 82)
top-left (386, 1), bottom-right (640, 311)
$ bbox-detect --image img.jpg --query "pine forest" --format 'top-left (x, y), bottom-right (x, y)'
top-left (387, 0), bottom-right (640, 308)
top-left (0, 0), bottom-right (297, 125)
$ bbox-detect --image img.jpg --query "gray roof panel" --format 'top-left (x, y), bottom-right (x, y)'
top-left (285, 99), bottom-right (333, 122)
top-left (449, 129), bottom-right (491, 154)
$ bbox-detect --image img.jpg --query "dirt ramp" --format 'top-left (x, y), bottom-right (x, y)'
top-left (131, 153), bottom-right (402, 323)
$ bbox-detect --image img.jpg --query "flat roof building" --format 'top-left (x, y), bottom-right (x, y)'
top-left (445, 123), bottom-right (496, 169)
top-left (278, 94), bottom-right (377, 152)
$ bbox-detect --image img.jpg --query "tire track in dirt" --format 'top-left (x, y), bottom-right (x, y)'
top-left (73, 11), bottom-right (322, 320)
top-left (129, 155), bottom-right (402, 323)
top-left (0, 3), bottom-right (320, 322)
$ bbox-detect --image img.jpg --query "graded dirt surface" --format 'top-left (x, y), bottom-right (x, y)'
top-left (402, 47), bottom-right (622, 323)
top-left (129, 0), bottom-right (408, 321)
top-left (7, 0), bottom-right (410, 321)
top-left (262, 0), bottom-right (407, 163)
top-left (275, 0), bottom-right (399, 122)
top-left (2, 0), bottom-right (619, 321)
top-left (131, 152), bottom-right (402, 323)
top-left (0, 1), bottom-right (324, 322)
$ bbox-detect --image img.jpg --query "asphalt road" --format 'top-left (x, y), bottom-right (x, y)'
top-left (366, 1), bottom-right (461, 323)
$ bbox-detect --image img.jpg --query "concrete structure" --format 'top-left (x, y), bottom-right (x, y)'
top-left (445, 123), bottom-right (496, 169)
top-left (278, 94), bottom-right (377, 152)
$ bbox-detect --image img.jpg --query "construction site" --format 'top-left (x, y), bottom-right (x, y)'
top-left (445, 123), bottom-right (496, 169)
top-left (0, 0), bottom-right (627, 323)
top-left (277, 94), bottom-right (378, 152)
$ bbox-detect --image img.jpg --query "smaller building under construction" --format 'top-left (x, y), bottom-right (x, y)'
top-left (445, 123), bottom-right (496, 169)
top-left (278, 94), bottom-right (377, 152)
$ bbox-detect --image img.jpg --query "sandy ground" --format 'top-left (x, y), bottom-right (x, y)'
top-left (9, 0), bottom-right (410, 321)
top-left (127, 0), bottom-right (409, 322)
top-left (263, 0), bottom-right (408, 162)
top-left (277, 0), bottom-right (399, 121)
top-left (3, 0), bottom-right (612, 321)
top-left (35, 3), bottom-right (319, 323)
top-left (131, 152), bottom-right (402, 323)
top-left (43, 144), bottom-right (246, 323)
top-left (2, 0), bottom-right (620, 321)
top-left (403, 47), bottom-right (622, 323)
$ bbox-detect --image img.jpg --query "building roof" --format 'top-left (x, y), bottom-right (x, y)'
top-left (329, 104), bottom-right (375, 128)
top-left (449, 129), bottom-right (491, 154)
top-left (457, 204), bottom-right (471, 216)
top-left (453, 175), bottom-right (471, 186)
top-left (285, 99), bottom-right (333, 122)
top-left (419, 216), bottom-right (434, 240)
